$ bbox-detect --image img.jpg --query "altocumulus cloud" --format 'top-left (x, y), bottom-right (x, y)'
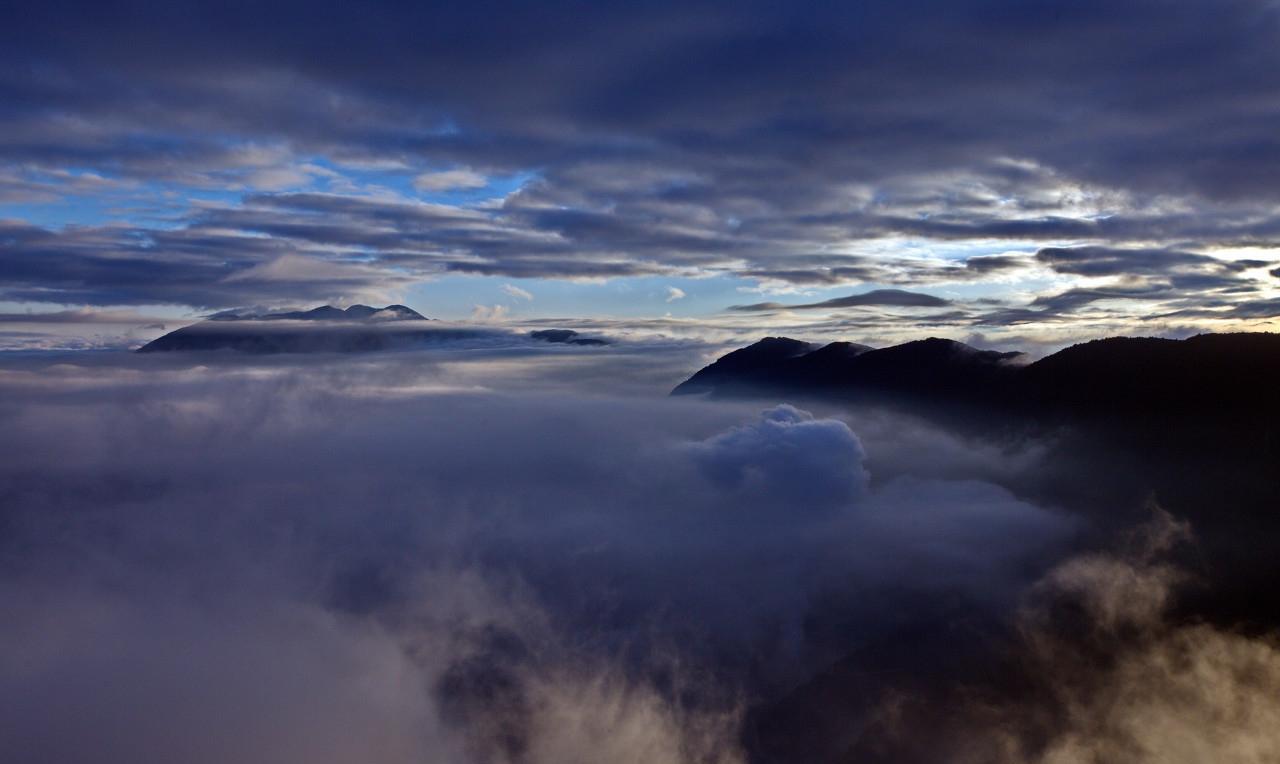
top-left (3, 1), bottom-right (1280, 334)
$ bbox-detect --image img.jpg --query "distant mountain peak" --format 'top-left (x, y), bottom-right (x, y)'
top-left (343, 304), bottom-right (427, 321)
top-left (212, 304), bottom-right (428, 322)
top-left (138, 303), bottom-right (440, 353)
top-left (672, 337), bottom-right (819, 395)
top-left (529, 329), bottom-right (611, 346)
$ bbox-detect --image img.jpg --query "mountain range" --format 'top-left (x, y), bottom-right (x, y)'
top-left (138, 304), bottom-right (450, 353)
top-left (675, 331), bottom-right (1280, 646)
top-left (137, 305), bottom-right (613, 353)
top-left (674, 332), bottom-right (1280, 424)
top-left (208, 304), bottom-right (427, 322)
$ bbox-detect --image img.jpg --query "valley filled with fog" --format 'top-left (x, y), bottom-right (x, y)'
top-left (3, 340), bottom-right (1277, 764)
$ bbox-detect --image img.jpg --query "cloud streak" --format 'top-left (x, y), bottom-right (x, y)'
top-left (502, 283), bottom-right (534, 301)
top-left (730, 288), bottom-right (952, 312)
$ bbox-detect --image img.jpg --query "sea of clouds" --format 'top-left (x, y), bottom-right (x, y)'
top-left (1, 343), bottom-right (1277, 763)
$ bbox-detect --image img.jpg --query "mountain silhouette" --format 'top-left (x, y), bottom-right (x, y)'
top-left (673, 332), bottom-right (1280, 423)
top-left (208, 304), bottom-right (427, 322)
top-left (137, 304), bottom-right (454, 353)
top-left (674, 336), bottom-right (1022, 407)
top-left (675, 330), bottom-right (1280, 658)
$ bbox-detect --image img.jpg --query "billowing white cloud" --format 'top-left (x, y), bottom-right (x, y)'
top-left (665, 286), bottom-right (687, 303)
top-left (688, 404), bottom-right (868, 511)
top-left (470, 304), bottom-right (509, 322)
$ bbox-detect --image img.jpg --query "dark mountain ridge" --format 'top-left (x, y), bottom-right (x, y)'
top-left (678, 330), bottom-right (1280, 748)
top-left (674, 332), bottom-right (1280, 422)
top-left (674, 336), bottom-right (1025, 413)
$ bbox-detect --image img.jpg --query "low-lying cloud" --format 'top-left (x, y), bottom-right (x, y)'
top-left (0, 352), bottom-right (1080, 762)
top-left (854, 508), bottom-right (1280, 763)
top-left (5, 343), bottom-right (1278, 761)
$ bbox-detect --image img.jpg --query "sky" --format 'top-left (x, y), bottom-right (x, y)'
top-left (6, 7), bottom-right (1280, 759)
top-left (5, 0), bottom-right (1280, 350)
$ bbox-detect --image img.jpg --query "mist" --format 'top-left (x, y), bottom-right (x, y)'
top-left (0, 346), bottom-right (1073, 762)
top-left (2, 343), bottom-right (1277, 762)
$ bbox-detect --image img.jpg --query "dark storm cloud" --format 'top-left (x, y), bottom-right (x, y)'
top-left (233, 192), bottom-right (718, 274)
top-left (735, 251), bottom-right (1041, 289)
top-left (0, 308), bottom-right (165, 324)
top-left (730, 288), bottom-right (951, 312)
top-left (733, 243), bottom-right (1270, 325)
top-left (1224, 298), bottom-right (1280, 318)
top-left (0, 191), bottom-right (699, 307)
top-left (1160, 296), bottom-right (1280, 321)
top-left (972, 283), bottom-right (1186, 327)
top-left (1035, 246), bottom-right (1261, 278)
top-left (4, 0), bottom-right (1280, 310)
top-left (0, 219), bottom-right (412, 307)
top-left (961, 254), bottom-right (1029, 274)
top-left (736, 265), bottom-right (886, 287)
top-left (856, 207), bottom-right (1280, 246)
top-left (1030, 284), bottom-right (1176, 313)
top-left (6, 0), bottom-right (1280, 197)
top-left (957, 245), bottom-right (1275, 326)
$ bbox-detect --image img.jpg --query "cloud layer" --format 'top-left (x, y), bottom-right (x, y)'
top-left (0, 351), bottom-right (1079, 762)
top-left (3, 0), bottom-right (1280, 339)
